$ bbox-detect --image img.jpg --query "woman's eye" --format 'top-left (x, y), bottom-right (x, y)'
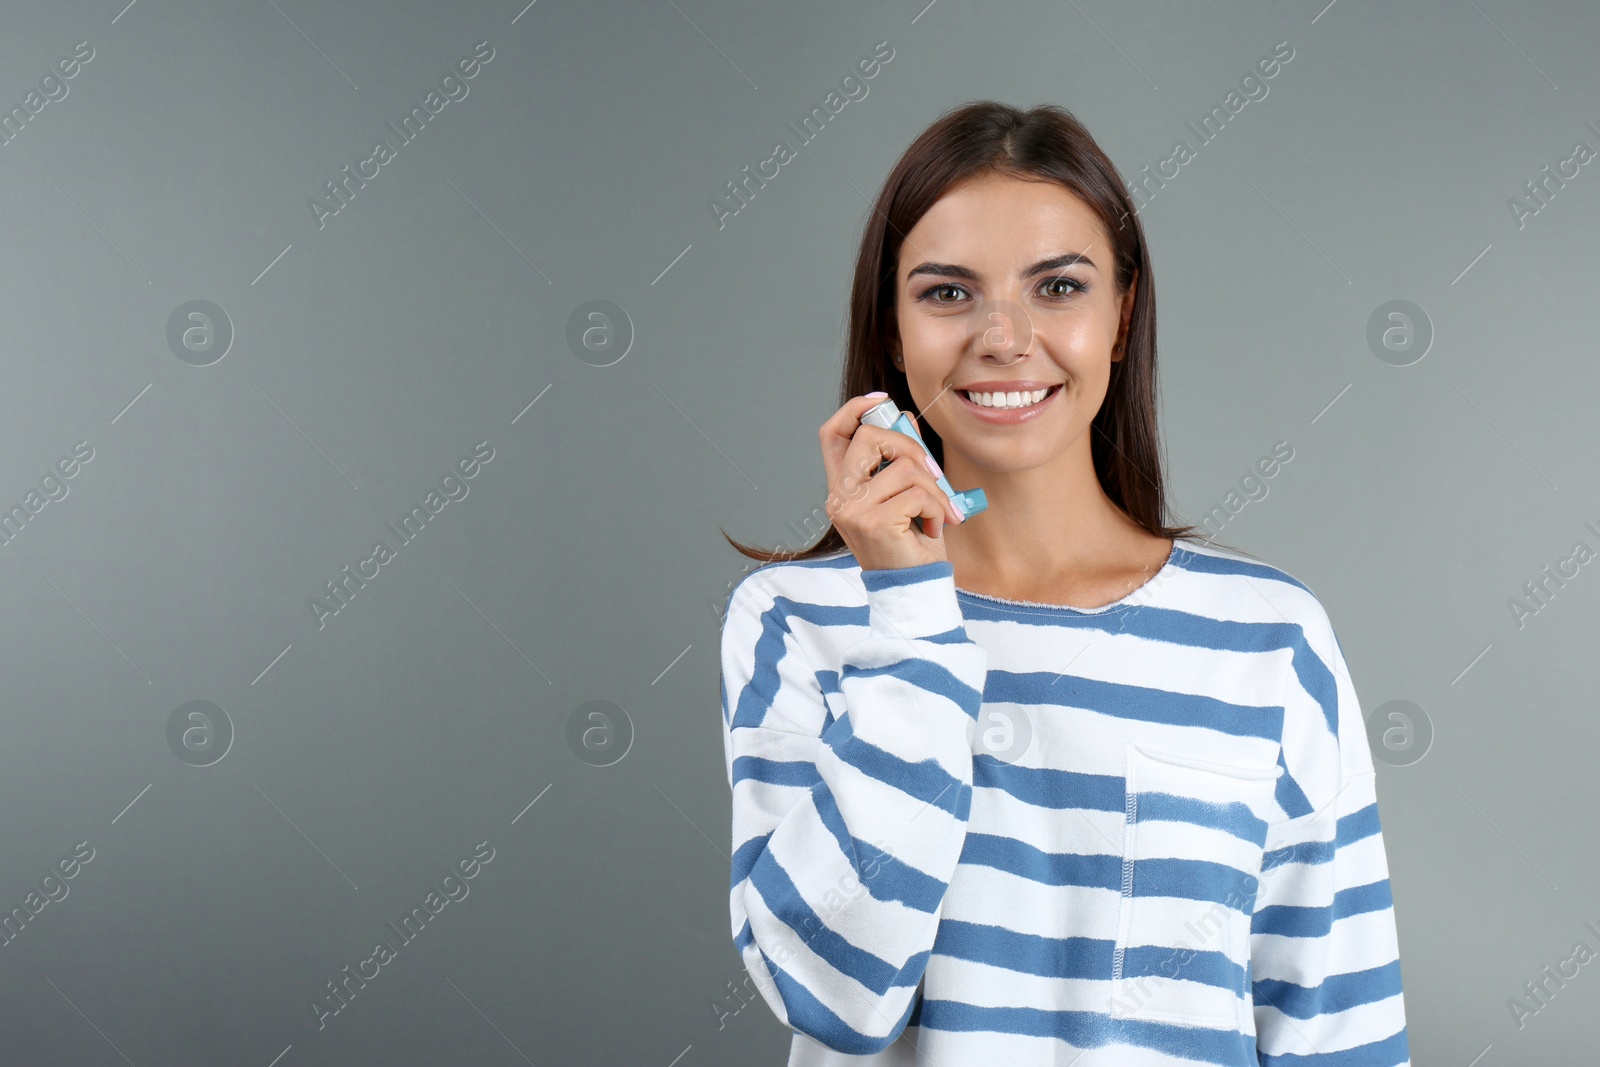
top-left (1042, 277), bottom-right (1087, 299)
top-left (925, 284), bottom-right (965, 304)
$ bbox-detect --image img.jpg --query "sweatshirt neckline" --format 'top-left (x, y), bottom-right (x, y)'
top-left (953, 539), bottom-right (1182, 616)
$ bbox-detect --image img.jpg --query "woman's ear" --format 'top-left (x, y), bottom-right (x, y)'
top-left (1114, 270), bottom-right (1139, 360)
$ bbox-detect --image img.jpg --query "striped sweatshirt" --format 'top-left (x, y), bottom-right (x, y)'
top-left (718, 538), bottom-right (1410, 1066)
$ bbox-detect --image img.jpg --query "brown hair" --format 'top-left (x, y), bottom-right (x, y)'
top-left (720, 100), bottom-right (1250, 564)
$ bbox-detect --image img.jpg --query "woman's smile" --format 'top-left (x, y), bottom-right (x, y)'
top-left (953, 380), bottom-right (1064, 423)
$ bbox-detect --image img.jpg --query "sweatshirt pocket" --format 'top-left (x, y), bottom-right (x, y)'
top-left (1110, 744), bottom-right (1284, 1029)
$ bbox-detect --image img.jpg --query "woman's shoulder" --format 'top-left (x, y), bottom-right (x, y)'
top-left (1171, 536), bottom-right (1338, 633)
top-left (1171, 535), bottom-right (1306, 585)
top-left (722, 546), bottom-right (865, 621)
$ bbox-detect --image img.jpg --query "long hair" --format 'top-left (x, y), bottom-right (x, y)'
top-left (720, 100), bottom-right (1247, 564)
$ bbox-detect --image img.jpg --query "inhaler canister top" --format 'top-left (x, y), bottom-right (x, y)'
top-left (860, 399), bottom-right (901, 430)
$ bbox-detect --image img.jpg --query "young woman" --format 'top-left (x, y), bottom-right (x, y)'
top-left (718, 101), bottom-right (1409, 1066)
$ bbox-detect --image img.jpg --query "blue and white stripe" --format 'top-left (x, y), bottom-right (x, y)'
top-left (720, 538), bottom-right (1410, 1066)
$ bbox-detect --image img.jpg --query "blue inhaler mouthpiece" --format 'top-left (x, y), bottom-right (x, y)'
top-left (952, 487), bottom-right (988, 520)
top-left (859, 399), bottom-right (988, 520)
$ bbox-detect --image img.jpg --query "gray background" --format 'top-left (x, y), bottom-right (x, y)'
top-left (0, 0), bottom-right (1590, 1062)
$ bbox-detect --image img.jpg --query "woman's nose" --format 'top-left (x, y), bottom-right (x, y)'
top-left (974, 295), bottom-right (1035, 365)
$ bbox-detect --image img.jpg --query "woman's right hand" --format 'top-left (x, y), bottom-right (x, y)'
top-left (820, 394), bottom-right (964, 572)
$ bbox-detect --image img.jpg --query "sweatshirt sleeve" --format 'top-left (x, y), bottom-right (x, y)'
top-left (720, 559), bottom-right (988, 1055)
top-left (1250, 608), bottom-right (1411, 1066)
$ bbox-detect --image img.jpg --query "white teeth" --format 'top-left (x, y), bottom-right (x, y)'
top-left (961, 386), bottom-right (1052, 409)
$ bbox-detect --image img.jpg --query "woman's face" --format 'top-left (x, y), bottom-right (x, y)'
top-left (889, 172), bottom-right (1135, 474)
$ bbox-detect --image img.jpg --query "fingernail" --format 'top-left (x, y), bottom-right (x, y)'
top-left (865, 391), bottom-right (887, 398)
top-left (947, 502), bottom-right (962, 525)
top-left (924, 453), bottom-right (943, 478)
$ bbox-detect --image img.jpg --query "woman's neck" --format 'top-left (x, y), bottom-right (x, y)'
top-left (939, 461), bottom-right (1168, 601)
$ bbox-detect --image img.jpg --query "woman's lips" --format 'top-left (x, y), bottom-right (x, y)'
top-left (956, 384), bottom-right (1063, 423)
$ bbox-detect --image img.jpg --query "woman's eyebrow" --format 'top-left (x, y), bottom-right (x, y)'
top-left (905, 251), bottom-right (1098, 283)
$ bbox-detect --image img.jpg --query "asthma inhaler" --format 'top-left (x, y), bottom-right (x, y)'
top-left (859, 398), bottom-right (988, 522)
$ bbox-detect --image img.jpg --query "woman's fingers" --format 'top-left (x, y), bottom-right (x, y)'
top-left (819, 394), bottom-right (962, 570)
top-left (819, 394), bottom-right (896, 492)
